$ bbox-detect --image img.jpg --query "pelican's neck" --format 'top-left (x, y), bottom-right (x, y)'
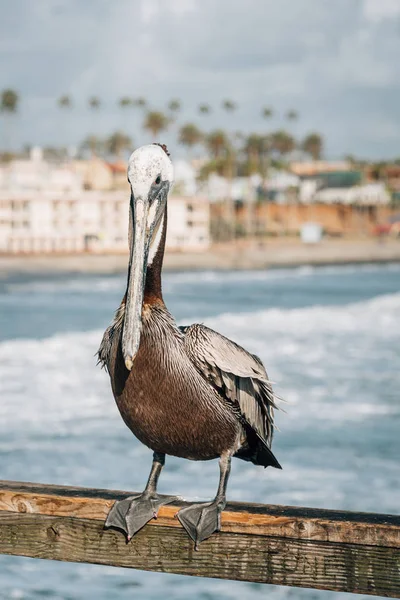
top-left (144, 209), bottom-right (167, 304)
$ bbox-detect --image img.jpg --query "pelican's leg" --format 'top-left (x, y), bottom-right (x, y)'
top-left (177, 452), bottom-right (231, 549)
top-left (105, 452), bottom-right (179, 540)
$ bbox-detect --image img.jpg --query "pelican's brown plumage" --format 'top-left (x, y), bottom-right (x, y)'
top-left (98, 143), bottom-right (281, 548)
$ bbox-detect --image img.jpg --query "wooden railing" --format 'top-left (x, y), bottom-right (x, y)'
top-left (0, 480), bottom-right (399, 597)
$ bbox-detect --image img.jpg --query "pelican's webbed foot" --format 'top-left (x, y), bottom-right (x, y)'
top-left (105, 492), bottom-right (178, 540)
top-left (177, 497), bottom-right (226, 549)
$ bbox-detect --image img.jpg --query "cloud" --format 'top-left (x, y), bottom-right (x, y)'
top-left (1, 0), bottom-right (399, 159)
top-left (363, 0), bottom-right (400, 22)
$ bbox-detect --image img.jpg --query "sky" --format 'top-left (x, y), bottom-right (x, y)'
top-left (1, 0), bottom-right (400, 159)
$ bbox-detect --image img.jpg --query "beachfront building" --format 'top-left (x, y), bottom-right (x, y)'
top-left (165, 196), bottom-right (210, 251)
top-left (312, 183), bottom-right (390, 205)
top-left (0, 148), bottom-right (82, 194)
top-left (0, 150), bottom-right (210, 254)
top-left (0, 190), bottom-right (129, 253)
top-left (289, 161), bottom-right (353, 177)
top-left (0, 191), bottom-right (210, 254)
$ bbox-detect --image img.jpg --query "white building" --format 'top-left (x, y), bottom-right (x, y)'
top-left (0, 190), bottom-right (127, 253)
top-left (166, 196), bottom-right (209, 251)
top-left (0, 148), bottom-right (82, 194)
top-left (0, 151), bottom-right (210, 254)
top-left (312, 183), bottom-right (390, 205)
top-left (0, 190), bottom-right (210, 254)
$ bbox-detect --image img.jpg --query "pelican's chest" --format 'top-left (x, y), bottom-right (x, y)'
top-left (111, 307), bottom-right (240, 459)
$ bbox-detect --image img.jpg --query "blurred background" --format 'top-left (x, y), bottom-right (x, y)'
top-left (0, 1), bottom-right (399, 600)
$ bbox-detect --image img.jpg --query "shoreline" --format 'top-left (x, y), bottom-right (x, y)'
top-left (1, 239), bottom-right (400, 276)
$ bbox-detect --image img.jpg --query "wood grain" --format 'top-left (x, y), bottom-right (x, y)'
top-left (0, 480), bottom-right (399, 597)
top-left (0, 480), bottom-right (398, 548)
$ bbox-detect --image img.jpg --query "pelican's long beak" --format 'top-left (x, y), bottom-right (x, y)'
top-left (122, 195), bottom-right (150, 371)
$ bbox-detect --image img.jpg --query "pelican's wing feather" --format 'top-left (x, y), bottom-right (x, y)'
top-left (180, 324), bottom-right (278, 447)
top-left (97, 302), bottom-right (125, 372)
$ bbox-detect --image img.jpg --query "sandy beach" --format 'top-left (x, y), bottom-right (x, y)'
top-left (1, 238), bottom-right (400, 276)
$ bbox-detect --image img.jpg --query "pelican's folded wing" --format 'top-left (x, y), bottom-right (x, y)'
top-left (179, 324), bottom-right (279, 447)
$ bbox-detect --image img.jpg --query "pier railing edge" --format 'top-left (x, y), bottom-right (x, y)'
top-left (0, 480), bottom-right (399, 598)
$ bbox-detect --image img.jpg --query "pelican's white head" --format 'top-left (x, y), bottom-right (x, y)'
top-left (123, 144), bottom-right (173, 370)
top-left (127, 143), bottom-right (174, 199)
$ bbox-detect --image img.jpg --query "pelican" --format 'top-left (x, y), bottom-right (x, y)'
top-left (98, 143), bottom-right (282, 548)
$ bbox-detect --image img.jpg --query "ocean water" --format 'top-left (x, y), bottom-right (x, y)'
top-left (0, 263), bottom-right (399, 600)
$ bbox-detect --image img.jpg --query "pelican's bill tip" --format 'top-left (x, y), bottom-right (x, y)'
top-left (125, 357), bottom-right (134, 371)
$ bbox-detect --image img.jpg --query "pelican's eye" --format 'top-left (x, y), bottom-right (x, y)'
top-left (155, 175), bottom-right (161, 185)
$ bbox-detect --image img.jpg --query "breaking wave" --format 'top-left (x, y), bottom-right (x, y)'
top-left (1, 291), bottom-right (398, 432)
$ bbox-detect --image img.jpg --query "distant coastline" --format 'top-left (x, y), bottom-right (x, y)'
top-left (1, 238), bottom-right (400, 276)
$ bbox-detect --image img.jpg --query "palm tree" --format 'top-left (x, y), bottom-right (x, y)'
top-left (88, 97), bottom-right (101, 144)
top-left (143, 111), bottom-right (169, 139)
top-left (178, 123), bottom-right (203, 155)
top-left (204, 129), bottom-right (234, 240)
top-left (220, 100), bottom-right (239, 233)
top-left (167, 99), bottom-right (181, 146)
top-left (168, 99), bottom-right (181, 115)
top-left (199, 103), bottom-right (211, 115)
top-left (81, 135), bottom-right (103, 158)
top-left (302, 133), bottom-right (323, 160)
top-left (286, 109), bottom-right (298, 121)
top-left (262, 107), bottom-right (273, 120)
top-left (222, 99), bottom-right (236, 112)
top-left (58, 95), bottom-right (72, 110)
top-left (119, 96), bottom-right (133, 109)
top-left (1, 89), bottom-right (19, 114)
top-left (243, 134), bottom-right (263, 174)
top-left (1, 89), bottom-right (19, 154)
top-left (107, 131), bottom-right (133, 159)
top-left (285, 111), bottom-right (299, 150)
top-left (198, 104), bottom-right (212, 140)
top-left (241, 133), bottom-right (265, 238)
top-left (118, 97), bottom-right (135, 136)
top-left (89, 96), bottom-right (101, 110)
top-left (133, 97), bottom-right (147, 108)
top-left (119, 97), bottom-right (133, 121)
top-left (57, 95), bottom-right (73, 157)
top-left (206, 129), bottom-right (229, 159)
top-left (270, 130), bottom-right (295, 157)
top-left (258, 108), bottom-right (275, 182)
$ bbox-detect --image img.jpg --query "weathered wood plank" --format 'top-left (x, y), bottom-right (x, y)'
top-left (0, 511), bottom-right (399, 597)
top-left (0, 480), bottom-right (399, 549)
top-left (0, 481), bottom-right (399, 597)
